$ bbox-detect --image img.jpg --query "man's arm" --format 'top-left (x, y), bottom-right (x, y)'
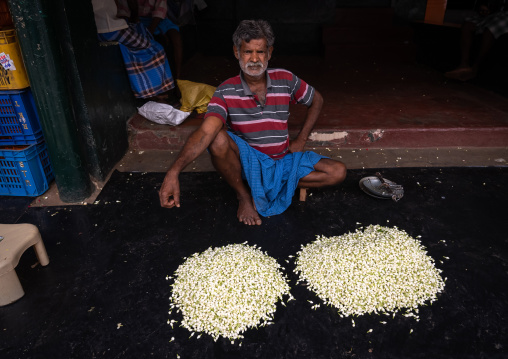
top-left (147, 17), bottom-right (162, 34)
top-left (148, 0), bottom-right (168, 33)
top-left (289, 90), bottom-right (323, 153)
top-left (159, 116), bottom-right (224, 208)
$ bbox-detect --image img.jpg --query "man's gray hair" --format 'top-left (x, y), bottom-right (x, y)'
top-left (232, 20), bottom-right (275, 49)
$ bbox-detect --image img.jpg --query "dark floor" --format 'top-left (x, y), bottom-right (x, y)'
top-left (1, 167), bottom-right (507, 358)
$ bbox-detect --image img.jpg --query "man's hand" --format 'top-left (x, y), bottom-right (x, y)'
top-left (289, 137), bottom-right (306, 153)
top-left (148, 17), bottom-right (163, 34)
top-left (158, 116), bottom-right (224, 209)
top-left (159, 171), bottom-right (181, 208)
top-left (290, 90), bottom-right (323, 154)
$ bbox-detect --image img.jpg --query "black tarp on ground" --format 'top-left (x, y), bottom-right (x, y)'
top-left (0, 197), bottom-right (31, 224)
top-left (0, 168), bottom-right (507, 359)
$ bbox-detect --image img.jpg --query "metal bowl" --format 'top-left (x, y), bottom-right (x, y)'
top-left (359, 176), bottom-right (397, 199)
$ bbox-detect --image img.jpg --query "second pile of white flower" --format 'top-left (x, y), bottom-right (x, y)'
top-left (295, 225), bottom-right (445, 317)
top-left (170, 243), bottom-right (291, 341)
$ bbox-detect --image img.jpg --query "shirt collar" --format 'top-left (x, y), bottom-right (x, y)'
top-left (239, 70), bottom-right (272, 96)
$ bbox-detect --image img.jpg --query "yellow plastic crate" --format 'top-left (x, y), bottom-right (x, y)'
top-left (0, 29), bottom-right (30, 90)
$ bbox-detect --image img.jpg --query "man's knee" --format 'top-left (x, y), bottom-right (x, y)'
top-left (315, 158), bottom-right (346, 186)
top-left (208, 130), bottom-right (236, 158)
top-left (330, 160), bottom-right (347, 185)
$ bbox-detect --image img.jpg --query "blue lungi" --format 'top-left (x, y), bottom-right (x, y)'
top-left (229, 132), bottom-right (327, 217)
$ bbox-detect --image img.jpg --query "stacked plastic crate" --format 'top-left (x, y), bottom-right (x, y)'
top-left (0, 5), bottom-right (54, 197)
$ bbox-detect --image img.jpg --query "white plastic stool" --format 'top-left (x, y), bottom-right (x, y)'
top-left (0, 223), bottom-right (49, 306)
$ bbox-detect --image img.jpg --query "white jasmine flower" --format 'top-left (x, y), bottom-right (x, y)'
top-left (169, 243), bottom-right (290, 341)
top-left (294, 225), bottom-right (445, 318)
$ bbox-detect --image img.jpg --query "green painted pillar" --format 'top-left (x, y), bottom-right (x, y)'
top-left (7, 0), bottom-right (92, 202)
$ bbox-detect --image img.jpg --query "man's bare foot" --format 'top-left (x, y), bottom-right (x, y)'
top-left (238, 197), bottom-right (262, 225)
top-left (445, 67), bottom-right (476, 81)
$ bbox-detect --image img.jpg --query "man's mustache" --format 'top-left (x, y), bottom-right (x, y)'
top-left (246, 62), bottom-right (264, 68)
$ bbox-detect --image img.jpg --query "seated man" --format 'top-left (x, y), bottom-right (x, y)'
top-left (92, 0), bottom-right (175, 102)
top-left (117, 0), bottom-right (183, 81)
top-left (445, 0), bottom-right (508, 81)
top-left (159, 20), bottom-right (346, 225)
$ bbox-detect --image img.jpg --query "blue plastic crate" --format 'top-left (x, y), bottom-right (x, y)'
top-left (0, 89), bottom-right (43, 145)
top-left (0, 142), bottom-right (54, 197)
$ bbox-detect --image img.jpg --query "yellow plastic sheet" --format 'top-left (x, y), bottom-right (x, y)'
top-left (177, 79), bottom-right (216, 114)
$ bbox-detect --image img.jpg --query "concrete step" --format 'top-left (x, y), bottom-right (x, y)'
top-left (128, 113), bottom-right (508, 151)
top-left (118, 147), bottom-right (508, 174)
top-left (128, 114), bottom-right (200, 151)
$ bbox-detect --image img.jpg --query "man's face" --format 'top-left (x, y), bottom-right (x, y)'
top-left (234, 38), bottom-right (273, 79)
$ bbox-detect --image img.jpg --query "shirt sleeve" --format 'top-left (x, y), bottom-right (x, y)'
top-left (204, 88), bottom-right (229, 125)
top-left (152, 0), bottom-right (168, 19)
top-left (290, 73), bottom-right (315, 107)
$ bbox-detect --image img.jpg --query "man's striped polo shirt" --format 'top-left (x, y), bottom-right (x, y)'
top-left (204, 68), bottom-right (315, 159)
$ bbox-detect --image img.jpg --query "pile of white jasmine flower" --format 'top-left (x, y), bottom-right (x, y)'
top-left (294, 225), bottom-right (445, 318)
top-left (169, 243), bottom-right (291, 341)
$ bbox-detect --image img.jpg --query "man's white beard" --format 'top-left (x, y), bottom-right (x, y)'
top-left (240, 60), bottom-right (268, 78)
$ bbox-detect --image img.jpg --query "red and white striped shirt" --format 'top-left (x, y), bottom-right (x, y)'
top-left (205, 69), bottom-right (315, 159)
